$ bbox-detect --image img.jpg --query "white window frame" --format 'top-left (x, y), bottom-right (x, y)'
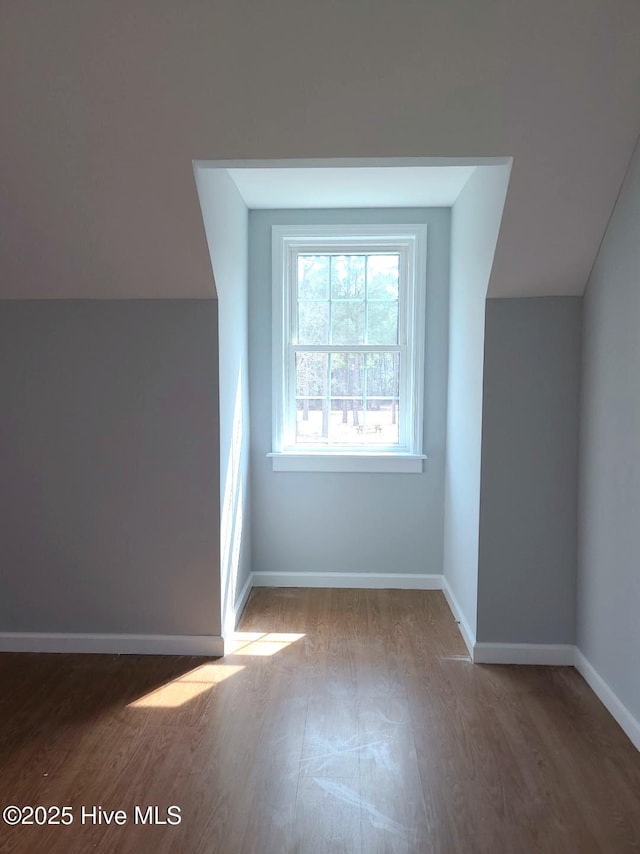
top-left (270, 224), bottom-right (428, 473)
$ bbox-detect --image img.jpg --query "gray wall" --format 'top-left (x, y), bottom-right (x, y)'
top-left (195, 167), bottom-right (252, 636)
top-left (478, 297), bottom-right (581, 644)
top-left (443, 164), bottom-right (511, 639)
top-left (248, 209), bottom-right (450, 577)
top-left (578, 137), bottom-right (640, 722)
top-left (0, 300), bottom-right (221, 636)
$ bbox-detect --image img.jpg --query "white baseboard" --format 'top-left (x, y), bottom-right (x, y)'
top-left (441, 577), bottom-right (476, 658)
top-left (473, 642), bottom-right (575, 666)
top-left (575, 648), bottom-right (640, 751)
top-left (0, 632), bottom-right (224, 657)
top-left (251, 571), bottom-right (442, 590)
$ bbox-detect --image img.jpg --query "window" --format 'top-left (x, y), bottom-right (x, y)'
top-left (270, 224), bottom-right (427, 472)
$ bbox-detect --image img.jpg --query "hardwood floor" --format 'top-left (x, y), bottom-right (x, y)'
top-left (0, 588), bottom-right (639, 853)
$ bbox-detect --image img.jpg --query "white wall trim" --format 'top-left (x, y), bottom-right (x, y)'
top-left (251, 571), bottom-right (442, 590)
top-left (575, 648), bottom-right (640, 752)
top-left (473, 643), bottom-right (576, 666)
top-left (441, 576), bottom-right (476, 658)
top-left (0, 633), bottom-right (224, 657)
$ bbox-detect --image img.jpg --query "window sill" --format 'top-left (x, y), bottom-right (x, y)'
top-left (268, 452), bottom-right (426, 473)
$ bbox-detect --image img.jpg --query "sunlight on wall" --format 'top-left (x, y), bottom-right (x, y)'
top-left (220, 366), bottom-right (246, 637)
top-left (128, 663), bottom-right (245, 709)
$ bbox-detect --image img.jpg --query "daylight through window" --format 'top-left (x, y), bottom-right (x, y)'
top-left (272, 225), bottom-right (427, 472)
top-left (295, 253), bottom-right (401, 445)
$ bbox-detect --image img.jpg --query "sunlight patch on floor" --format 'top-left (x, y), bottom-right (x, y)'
top-left (128, 663), bottom-right (245, 708)
top-left (225, 631), bottom-right (305, 656)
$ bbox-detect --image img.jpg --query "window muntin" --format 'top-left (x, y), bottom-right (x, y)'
top-left (272, 225), bottom-right (426, 465)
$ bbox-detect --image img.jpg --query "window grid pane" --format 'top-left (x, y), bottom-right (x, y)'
top-left (298, 300), bottom-right (329, 344)
top-left (297, 252), bottom-right (399, 347)
top-left (295, 350), bottom-right (399, 446)
top-left (298, 255), bottom-right (329, 299)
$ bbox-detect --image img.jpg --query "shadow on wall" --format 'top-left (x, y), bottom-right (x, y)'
top-left (220, 365), bottom-right (247, 636)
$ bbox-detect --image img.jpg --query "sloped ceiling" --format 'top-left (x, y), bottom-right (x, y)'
top-left (0, 1), bottom-right (639, 298)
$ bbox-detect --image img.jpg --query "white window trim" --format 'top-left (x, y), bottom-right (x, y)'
top-left (271, 223), bottom-right (428, 473)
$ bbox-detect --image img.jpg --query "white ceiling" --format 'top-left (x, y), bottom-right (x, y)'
top-left (226, 164), bottom-right (476, 209)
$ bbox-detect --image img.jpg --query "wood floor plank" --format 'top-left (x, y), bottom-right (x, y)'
top-left (0, 588), bottom-right (639, 853)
